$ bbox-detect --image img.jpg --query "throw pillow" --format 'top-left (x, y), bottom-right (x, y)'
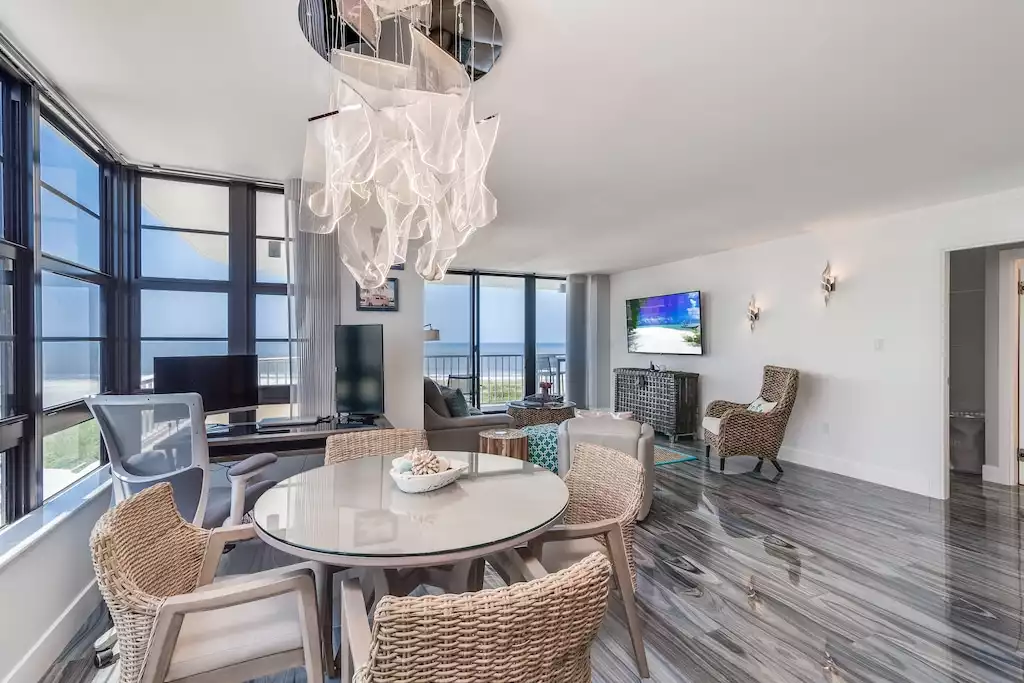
top-left (521, 423), bottom-right (559, 473)
top-left (441, 387), bottom-right (471, 417)
top-left (747, 397), bottom-right (777, 413)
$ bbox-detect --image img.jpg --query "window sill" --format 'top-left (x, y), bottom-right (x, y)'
top-left (0, 466), bottom-right (110, 572)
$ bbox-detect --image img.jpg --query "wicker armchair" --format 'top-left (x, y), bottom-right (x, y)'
top-left (89, 484), bottom-right (323, 683)
top-left (512, 443), bottom-right (649, 679)
top-left (325, 428), bottom-right (428, 465)
top-left (703, 365), bottom-right (799, 472)
top-left (341, 552), bottom-right (612, 683)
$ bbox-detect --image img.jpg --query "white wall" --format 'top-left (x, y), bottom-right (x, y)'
top-left (338, 267), bottom-right (425, 430)
top-left (610, 185), bottom-right (1024, 500)
top-left (0, 490), bottom-right (108, 683)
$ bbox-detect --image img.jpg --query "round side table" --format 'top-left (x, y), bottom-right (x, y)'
top-left (507, 401), bottom-right (577, 428)
top-left (478, 428), bottom-right (529, 461)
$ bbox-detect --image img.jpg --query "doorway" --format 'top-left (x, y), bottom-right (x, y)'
top-left (947, 248), bottom-right (987, 477)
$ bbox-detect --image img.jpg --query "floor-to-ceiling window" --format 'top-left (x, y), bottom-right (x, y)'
top-left (0, 63), bottom-right (295, 527)
top-left (38, 116), bottom-right (108, 500)
top-left (253, 190), bottom-right (294, 417)
top-left (535, 278), bottom-right (567, 397)
top-left (138, 177), bottom-right (231, 388)
top-left (423, 273), bottom-right (566, 411)
top-left (479, 275), bottom-right (525, 408)
top-left (423, 274), bottom-right (473, 400)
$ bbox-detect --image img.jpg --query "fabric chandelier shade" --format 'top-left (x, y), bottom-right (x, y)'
top-left (298, 15), bottom-right (501, 289)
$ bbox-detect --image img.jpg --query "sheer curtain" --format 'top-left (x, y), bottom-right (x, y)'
top-left (287, 178), bottom-right (343, 417)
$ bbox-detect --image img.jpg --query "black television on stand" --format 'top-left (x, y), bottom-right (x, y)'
top-left (335, 323), bottom-right (385, 421)
top-left (153, 354), bottom-right (259, 412)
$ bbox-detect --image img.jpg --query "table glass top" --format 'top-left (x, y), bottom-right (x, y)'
top-left (252, 452), bottom-right (568, 558)
top-left (507, 400), bottom-right (577, 409)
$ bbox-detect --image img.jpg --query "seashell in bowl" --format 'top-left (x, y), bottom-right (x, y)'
top-left (390, 454), bottom-right (468, 494)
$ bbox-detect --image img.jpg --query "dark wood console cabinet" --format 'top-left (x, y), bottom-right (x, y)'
top-left (613, 368), bottom-right (700, 441)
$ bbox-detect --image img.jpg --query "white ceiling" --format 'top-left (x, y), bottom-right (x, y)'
top-left (3, 1), bottom-right (1024, 275)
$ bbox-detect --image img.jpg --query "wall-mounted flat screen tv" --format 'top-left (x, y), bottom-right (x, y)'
top-left (626, 291), bottom-right (703, 355)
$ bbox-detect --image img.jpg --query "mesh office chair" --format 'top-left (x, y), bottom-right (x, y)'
top-left (86, 393), bottom-right (281, 668)
top-left (86, 393), bottom-right (278, 528)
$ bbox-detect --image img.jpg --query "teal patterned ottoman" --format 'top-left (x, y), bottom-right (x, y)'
top-left (521, 423), bottom-right (559, 473)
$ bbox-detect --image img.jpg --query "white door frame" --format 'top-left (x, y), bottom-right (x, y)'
top-left (991, 248), bottom-right (1024, 486)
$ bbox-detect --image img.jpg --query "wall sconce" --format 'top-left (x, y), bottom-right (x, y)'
top-left (821, 262), bottom-right (837, 305)
top-left (423, 324), bottom-right (441, 342)
top-left (747, 296), bottom-right (760, 331)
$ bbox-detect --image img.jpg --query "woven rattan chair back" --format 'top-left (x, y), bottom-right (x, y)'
top-left (565, 443), bottom-right (645, 584)
top-left (89, 483), bottom-right (210, 683)
top-left (355, 552), bottom-right (612, 683)
top-left (760, 365), bottom-right (799, 416)
top-left (324, 428), bottom-right (429, 465)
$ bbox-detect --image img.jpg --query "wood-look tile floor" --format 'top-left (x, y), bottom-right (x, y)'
top-left (46, 453), bottom-right (1024, 683)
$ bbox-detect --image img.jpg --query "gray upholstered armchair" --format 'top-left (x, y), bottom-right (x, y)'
top-left (702, 365), bottom-right (799, 473)
top-left (557, 417), bottom-right (655, 520)
top-left (423, 377), bottom-right (513, 451)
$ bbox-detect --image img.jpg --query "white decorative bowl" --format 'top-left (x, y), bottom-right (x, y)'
top-left (389, 456), bottom-right (469, 494)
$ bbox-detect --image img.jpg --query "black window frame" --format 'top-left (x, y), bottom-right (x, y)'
top-left (0, 64), bottom-right (295, 526)
top-left (134, 178), bottom-right (292, 414)
top-left (36, 111), bottom-right (113, 503)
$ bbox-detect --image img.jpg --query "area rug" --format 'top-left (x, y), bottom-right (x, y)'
top-left (654, 444), bottom-right (699, 466)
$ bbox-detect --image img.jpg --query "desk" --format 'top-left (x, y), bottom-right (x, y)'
top-left (207, 415), bottom-right (393, 460)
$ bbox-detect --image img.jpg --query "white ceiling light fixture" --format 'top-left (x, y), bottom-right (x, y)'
top-left (299, 0), bottom-right (500, 288)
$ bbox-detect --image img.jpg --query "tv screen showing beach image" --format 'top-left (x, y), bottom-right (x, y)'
top-left (626, 291), bottom-right (703, 355)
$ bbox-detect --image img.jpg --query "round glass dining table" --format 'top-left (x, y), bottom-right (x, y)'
top-left (251, 451), bottom-right (569, 568)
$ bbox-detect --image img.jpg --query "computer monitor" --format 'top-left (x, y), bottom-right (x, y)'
top-left (153, 354), bottom-right (259, 412)
top-left (335, 324), bottom-right (385, 416)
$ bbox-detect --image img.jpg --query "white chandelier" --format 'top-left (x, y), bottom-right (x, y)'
top-left (299, 0), bottom-right (500, 288)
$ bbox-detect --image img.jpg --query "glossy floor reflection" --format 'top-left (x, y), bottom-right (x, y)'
top-left (46, 454), bottom-right (1024, 683)
top-left (616, 455), bottom-right (1024, 683)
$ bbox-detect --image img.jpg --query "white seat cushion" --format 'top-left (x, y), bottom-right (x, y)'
top-left (166, 589), bottom-right (303, 680)
top-left (702, 416), bottom-right (722, 436)
top-left (538, 537), bottom-right (606, 572)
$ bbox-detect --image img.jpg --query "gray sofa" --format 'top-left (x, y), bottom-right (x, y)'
top-left (424, 377), bottom-right (514, 451)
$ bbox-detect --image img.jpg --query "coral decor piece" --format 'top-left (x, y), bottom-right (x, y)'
top-left (299, 16), bottom-right (500, 289)
top-left (408, 448), bottom-right (444, 475)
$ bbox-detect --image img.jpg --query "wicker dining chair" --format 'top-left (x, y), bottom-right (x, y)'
top-left (89, 483), bottom-right (323, 683)
top-left (702, 365), bottom-right (800, 473)
top-left (517, 443), bottom-right (649, 679)
top-left (320, 427), bottom-right (429, 676)
top-left (340, 552), bottom-right (612, 683)
top-left (324, 428), bottom-right (428, 465)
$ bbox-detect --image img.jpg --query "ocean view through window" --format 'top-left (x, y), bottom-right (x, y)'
top-left (424, 274), bottom-right (567, 408)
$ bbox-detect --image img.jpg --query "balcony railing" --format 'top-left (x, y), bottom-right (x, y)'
top-left (138, 354), bottom-right (565, 411)
top-left (424, 353), bottom-right (566, 407)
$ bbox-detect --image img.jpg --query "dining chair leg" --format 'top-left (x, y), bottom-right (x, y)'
top-left (312, 562), bottom-right (338, 679)
top-left (606, 527), bottom-right (650, 680)
top-left (468, 558), bottom-right (486, 591)
top-left (339, 595), bottom-right (355, 683)
top-left (298, 580), bottom-right (326, 683)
